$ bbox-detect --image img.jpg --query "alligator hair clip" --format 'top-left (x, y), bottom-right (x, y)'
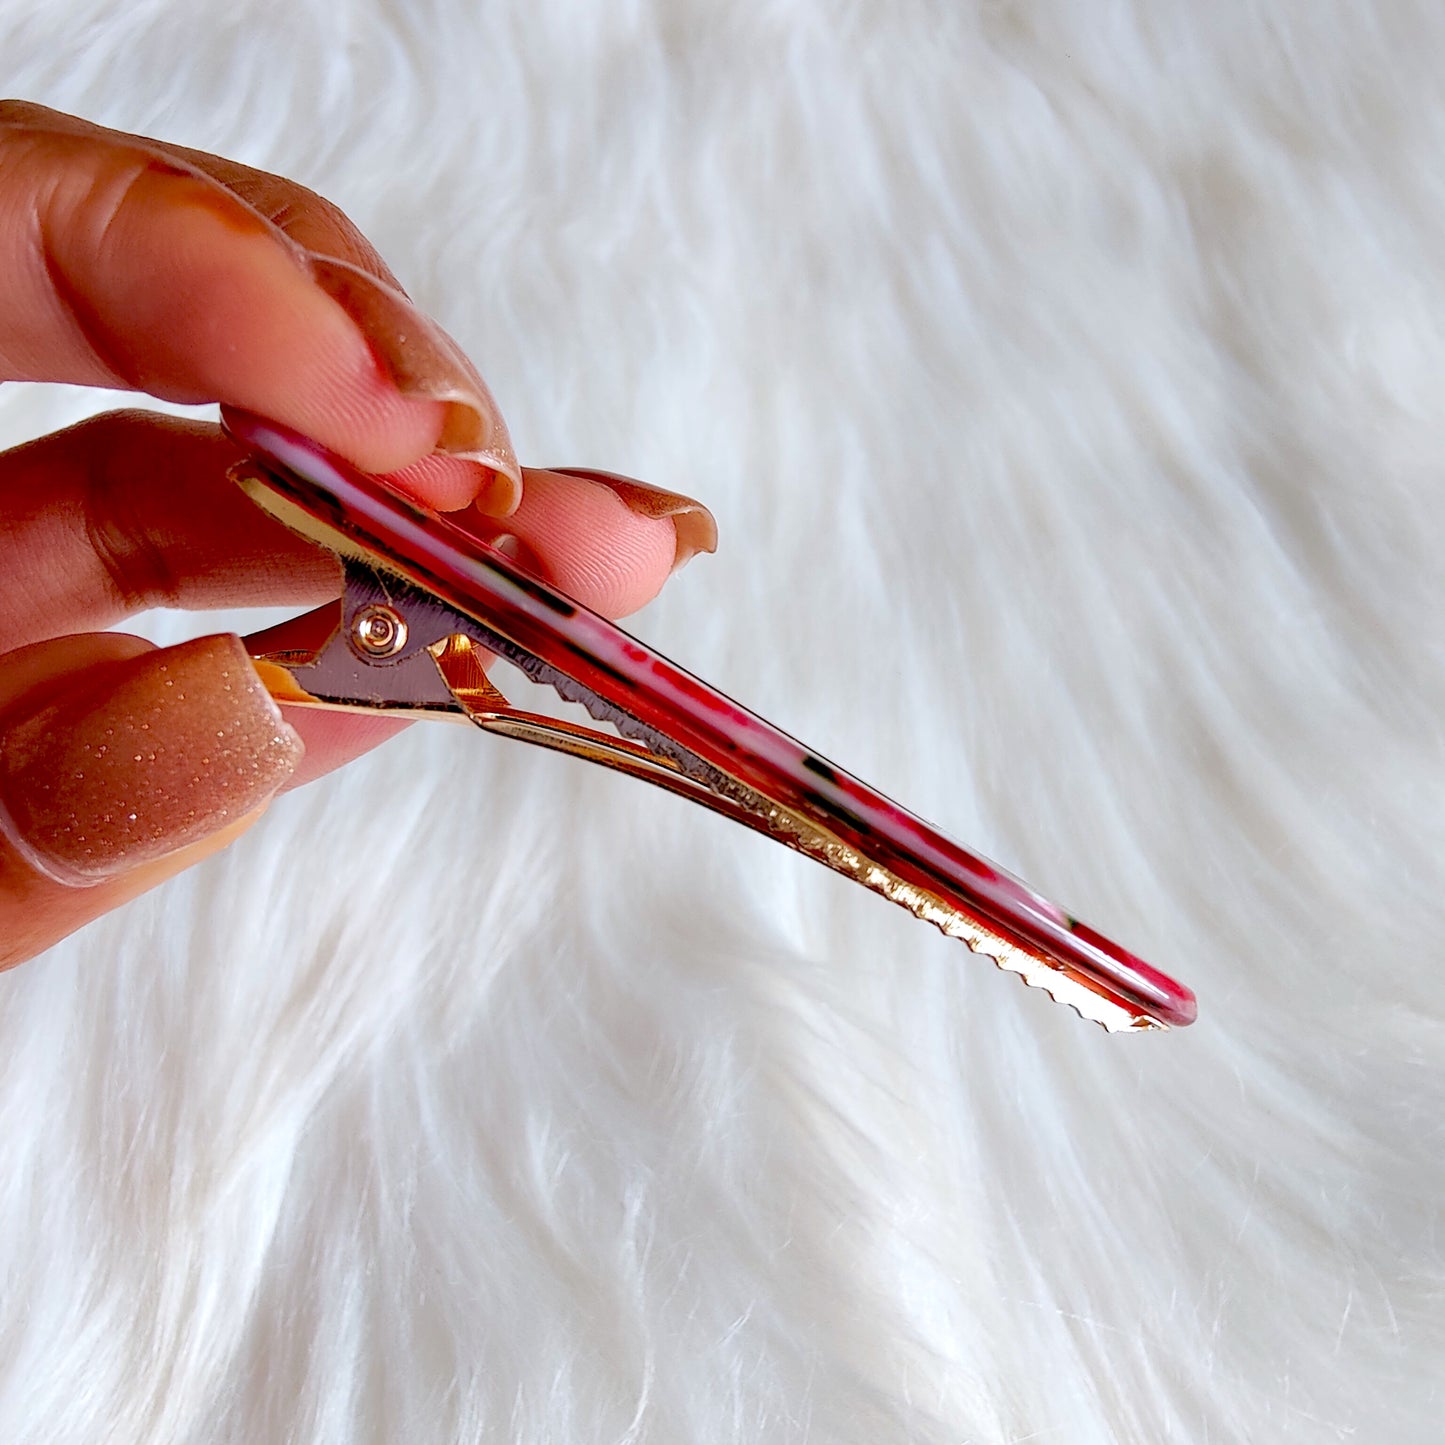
top-left (223, 409), bottom-right (1197, 1033)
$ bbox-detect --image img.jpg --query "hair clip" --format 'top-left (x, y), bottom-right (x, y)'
top-left (222, 409), bottom-right (1197, 1033)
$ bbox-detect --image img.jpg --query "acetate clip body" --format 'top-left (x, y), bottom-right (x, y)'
top-left (224, 409), bottom-right (1197, 1033)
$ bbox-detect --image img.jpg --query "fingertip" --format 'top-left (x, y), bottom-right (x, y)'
top-left (474, 462), bottom-right (524, 517)
top-left (473, 468), bottom-right (680, 618)
top-left (304, 255), bottom-right (518, 492)
top-left (382, 452), bottom-right (518, 515)
top-left (306, 369), bottom-right (449, 478)
top-left (542, 466), bottom-right (718, 574)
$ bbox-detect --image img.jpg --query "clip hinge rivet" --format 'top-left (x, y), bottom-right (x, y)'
top-left (351, 603), bottom-right (408, 658)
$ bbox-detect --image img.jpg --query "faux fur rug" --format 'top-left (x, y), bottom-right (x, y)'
top-left (2, 3), bottom-right (1441, 1441)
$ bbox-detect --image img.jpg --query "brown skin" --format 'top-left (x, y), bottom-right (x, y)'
top-left (0, 103), bottom-right (705, 965)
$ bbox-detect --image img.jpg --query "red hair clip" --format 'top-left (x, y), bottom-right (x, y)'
top-left (224, 409), bottom-right (1197, 1033)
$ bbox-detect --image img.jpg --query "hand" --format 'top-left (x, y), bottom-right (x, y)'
top-left (0, 102), bottom-right (716, 966)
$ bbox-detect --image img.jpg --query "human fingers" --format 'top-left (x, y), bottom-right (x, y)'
top-left (0, 412), bottom-right (714, 793)
top-left (0, 411), bottom-right (717, 640)
top-left (0, 463), bottom-right (709, 960)
top-left (0, 100), bottom-right (518, 512)
top-left (460, 465), bottom-right (718, 618)
top-left (0, 631), bottom-right (302, 967)
top-left (0, 411), bottom-right (338, 652)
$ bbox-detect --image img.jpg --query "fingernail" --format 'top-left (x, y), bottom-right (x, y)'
top-left (0, 635), bottom-right (303, 886)
top-left (538, 467), bottom-right (719, 573)
top-left (489, 532), bottom-right (546, 573)
top-left (306, 256), bottom-right (522, 510)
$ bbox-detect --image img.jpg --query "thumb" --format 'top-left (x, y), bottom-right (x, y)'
top-left (0, 632), bottom-right (302, 965)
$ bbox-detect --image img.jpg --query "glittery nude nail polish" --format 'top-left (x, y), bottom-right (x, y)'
top-left (0, 635), bottom-right (303, 886)
top-left (530, 467), bottom-right (719, 573)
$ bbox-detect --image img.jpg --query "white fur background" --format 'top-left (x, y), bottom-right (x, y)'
top-left (2, 2), bottom-right (1442, 1440)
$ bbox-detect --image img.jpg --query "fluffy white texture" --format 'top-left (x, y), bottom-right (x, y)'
top-left (1, 2), bottom-right (1441, 1440)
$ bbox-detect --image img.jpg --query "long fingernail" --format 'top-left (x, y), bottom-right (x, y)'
top-left (306, 256), bottom-right (522, 510)
top-left (0, 635), bottom-right (303, 886)
top-left (536, 467), bottom-right (719, 572)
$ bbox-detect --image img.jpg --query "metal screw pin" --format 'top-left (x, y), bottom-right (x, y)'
top-left (350, 603), bottom-right (408, 659)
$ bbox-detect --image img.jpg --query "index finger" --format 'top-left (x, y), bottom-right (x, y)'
top-left (0, 101), bottom-right (519, 511)
top-left (2, 102), bottom-right (408, 287)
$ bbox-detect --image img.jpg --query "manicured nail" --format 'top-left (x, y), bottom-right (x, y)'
top-left (306, 255), bottom-right (522, 510)
top-left (538, 467), bottom-right (719, 572)
top-left (0, 635), bottom-right (303, 886)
